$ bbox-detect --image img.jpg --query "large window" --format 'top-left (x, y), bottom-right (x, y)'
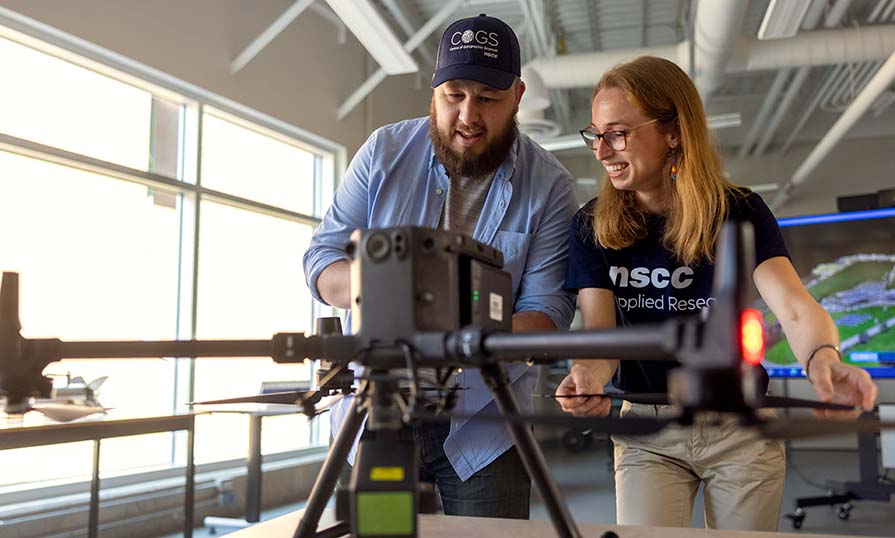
top-left (0, 20), bottom-right (340, 491)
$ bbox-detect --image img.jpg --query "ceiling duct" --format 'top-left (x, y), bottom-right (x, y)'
top-left (526, 25), bottom-right (895, 92)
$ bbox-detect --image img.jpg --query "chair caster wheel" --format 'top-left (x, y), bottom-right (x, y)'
top-left (837, 504), bottom-right (852, 520)
top-left (785, 508), bottom-right (805, 530)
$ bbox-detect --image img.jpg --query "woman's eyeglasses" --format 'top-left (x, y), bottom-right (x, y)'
top-left (579, 118), bottom-right (660, 151)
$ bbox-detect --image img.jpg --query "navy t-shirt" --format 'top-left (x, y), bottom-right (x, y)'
top-left (564, 190), bottom-right (789, 393)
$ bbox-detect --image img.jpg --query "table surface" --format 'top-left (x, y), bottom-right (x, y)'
top-left (227, 509), bottom-right (886, 538)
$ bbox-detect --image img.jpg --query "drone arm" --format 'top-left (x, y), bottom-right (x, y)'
top-left (480, 322), bottom-right (679, 361)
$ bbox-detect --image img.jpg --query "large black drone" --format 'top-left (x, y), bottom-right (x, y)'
top-left (1, 224), bottom-right (892, 538)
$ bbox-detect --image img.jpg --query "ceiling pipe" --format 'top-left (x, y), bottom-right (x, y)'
top-left (526, 24), bottom-right (895, 90)
top-left (524, 0), bottom-right (750, 99)
top-left (771, 46), bottom-right (895, 210)
top-left (692, 0), bottom-right (750, 98)
top-left (729, 24), bottom-right (895, 71)
top-left (779, 0), bottom-right (888, 153)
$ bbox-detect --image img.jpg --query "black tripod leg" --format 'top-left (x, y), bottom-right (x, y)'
top-left (293, 398), bottom-right (366, 538)
top-left (480, 364), bottom-right (582, 538)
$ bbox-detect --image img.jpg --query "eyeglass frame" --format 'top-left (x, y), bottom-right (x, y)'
top-left (579, 118), bottom-right (661, 151)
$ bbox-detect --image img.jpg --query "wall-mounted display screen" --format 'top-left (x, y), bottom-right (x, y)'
top-left (761, 208), bottom-right (895, 378)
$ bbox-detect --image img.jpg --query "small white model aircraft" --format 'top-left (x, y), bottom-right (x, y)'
top-left (29, 375), bottom-right (111, 421)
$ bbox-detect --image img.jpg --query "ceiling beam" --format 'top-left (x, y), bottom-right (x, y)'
top-left (336, 0), bottom-right (465, 120)
top-left (231, 0), bottom-right (316, 74)
top-left (380, 0), bottom-right (437, 67)
top-left (772, 46), bottom-right (895, 209)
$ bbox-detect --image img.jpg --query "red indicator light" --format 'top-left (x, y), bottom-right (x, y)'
top-left (741, 308), bottom-right (764, 365)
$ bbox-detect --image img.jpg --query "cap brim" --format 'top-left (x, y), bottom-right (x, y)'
top-left (431, 64), bottom-right (516, 91)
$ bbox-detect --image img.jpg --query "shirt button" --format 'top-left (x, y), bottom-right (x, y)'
top-left (435, 188), bottom-right (444, 195)
top-left (498, 202), bottom-right (505, 208)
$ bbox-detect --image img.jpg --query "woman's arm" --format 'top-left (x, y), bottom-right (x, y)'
top-left (754, 256), bottom-right (878, 416)
top-left (555, 287), bottom-right (620, 417)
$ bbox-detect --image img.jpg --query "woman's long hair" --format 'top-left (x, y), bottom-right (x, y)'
top-left (592, 56), bottom-right (739, 265)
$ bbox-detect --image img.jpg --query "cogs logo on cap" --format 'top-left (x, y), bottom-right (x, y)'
top-left (450, 29), bottom-right (499, 48)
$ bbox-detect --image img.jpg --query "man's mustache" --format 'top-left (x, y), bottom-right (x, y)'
top-left (454, 123), bottom-right (486, 135)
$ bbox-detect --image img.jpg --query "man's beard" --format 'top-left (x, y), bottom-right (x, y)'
top-left (429, 105), bottom-right (518, 179)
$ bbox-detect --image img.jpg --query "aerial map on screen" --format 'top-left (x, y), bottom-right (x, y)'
top-left (760, 208), bottom-right (895, 378)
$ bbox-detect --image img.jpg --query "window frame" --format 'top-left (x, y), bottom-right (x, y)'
top-left (0, 7), bottom-right (345, 497)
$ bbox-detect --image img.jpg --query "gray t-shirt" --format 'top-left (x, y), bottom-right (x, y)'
top-left (438, 172), bottom-right (495, 237)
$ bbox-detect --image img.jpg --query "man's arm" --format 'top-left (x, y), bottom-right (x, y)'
top-left (512, 172), bottom-right (579, 329)
top-left (317, 260), bottom-right (351, 310)
top-left (512, 310), bottom-right (556, 332)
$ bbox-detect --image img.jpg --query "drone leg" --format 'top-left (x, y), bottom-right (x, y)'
top-left (293, 397), bottom-right (366, 538)
top-left (480, 364), bottom-right (582, 538)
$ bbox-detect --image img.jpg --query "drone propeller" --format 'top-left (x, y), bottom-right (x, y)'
top-left (192, 390), bottom-right (319, 406)
top-left (405, 409), bottom-right (675, 436)
top-left (190, 390), bottom-right (343, 420)
top-left (540, 393), bottom-right (856, 411)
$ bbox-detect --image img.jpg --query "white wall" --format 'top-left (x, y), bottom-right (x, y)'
top-left (0, 0), bottom-right (434, 156)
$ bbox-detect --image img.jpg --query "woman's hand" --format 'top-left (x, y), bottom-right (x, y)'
top-left (808, 352), bottom-right (878, 418)
top-left (555, 363), bottom-right (612, 417)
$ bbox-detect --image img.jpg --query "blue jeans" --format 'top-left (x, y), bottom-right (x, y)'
top-left (339, 421), bottom-right (531, 519)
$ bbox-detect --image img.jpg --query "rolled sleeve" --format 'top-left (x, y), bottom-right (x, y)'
top-left (302, 131), bottom-right (378, 305)
top-left (513, 173), bottom-right (579, 329)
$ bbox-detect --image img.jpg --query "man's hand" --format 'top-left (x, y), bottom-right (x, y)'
top-left (555, 363), bottom-right (612, 417)
top-left (808, 352), bottom-right (879, 418)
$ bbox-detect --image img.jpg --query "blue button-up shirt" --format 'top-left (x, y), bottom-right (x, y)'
top-left (303, 117), bottom-right (577, 480)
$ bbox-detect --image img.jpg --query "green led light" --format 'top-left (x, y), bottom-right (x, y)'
top-left (473, 290), bottom-right (479, 301)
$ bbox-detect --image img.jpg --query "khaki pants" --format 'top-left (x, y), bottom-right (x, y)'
top-left (612, 401), bottom-right (785, 531)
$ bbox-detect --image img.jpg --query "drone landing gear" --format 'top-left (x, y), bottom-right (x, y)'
top-left (293, 363), bottom-right (583, 538)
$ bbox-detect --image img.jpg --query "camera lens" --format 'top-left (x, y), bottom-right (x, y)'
top-left (366, 233), bottom-right (390, 261)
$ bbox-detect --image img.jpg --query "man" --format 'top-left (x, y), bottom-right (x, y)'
top-left (302, 14), bottom-right (577, 519)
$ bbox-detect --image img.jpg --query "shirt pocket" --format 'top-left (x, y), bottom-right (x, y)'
top-left (492, 230), bottom-right (531, 297)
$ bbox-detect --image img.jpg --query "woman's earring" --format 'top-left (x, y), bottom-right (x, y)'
top-left (670, 154), bottom-right (678, 182)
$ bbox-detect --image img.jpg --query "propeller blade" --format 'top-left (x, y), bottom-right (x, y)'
top-left (760, 396), bottom-right (854, 411)
top-left (541, 393), bottom-right (855, 411)
top-left (540, 393), bottom-right (667, 405)
top-left (408, 409), bottom-right (674, 436)
top-left (192, 390), bottom-right (316, 406)
top-left (756, 418), bottom-right (895, 439)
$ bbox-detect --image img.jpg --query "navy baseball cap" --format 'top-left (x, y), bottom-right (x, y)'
top-left (431, 14), bottom-right (521, 91)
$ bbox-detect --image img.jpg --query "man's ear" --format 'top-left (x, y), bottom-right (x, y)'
top-left (515, 80), bottom-right (526, 107)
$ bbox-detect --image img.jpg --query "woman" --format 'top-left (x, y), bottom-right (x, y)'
top-left (556, 56), bottom-right (878, 531)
